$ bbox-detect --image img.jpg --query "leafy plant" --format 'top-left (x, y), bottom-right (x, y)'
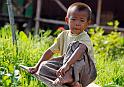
top-left (89, 27), bottom-right (124, 87)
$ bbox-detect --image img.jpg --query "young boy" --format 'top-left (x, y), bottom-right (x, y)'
top-left (28, 2), bottom-right (96, 87)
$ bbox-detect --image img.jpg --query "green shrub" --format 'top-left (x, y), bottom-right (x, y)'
top-left (89, 27), bottom-right (124, 87)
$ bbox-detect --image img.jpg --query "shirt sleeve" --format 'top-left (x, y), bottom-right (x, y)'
top-left (89, 45), bottom-right (95, 63)
top-left (49, 31), bottom-right (64, 54)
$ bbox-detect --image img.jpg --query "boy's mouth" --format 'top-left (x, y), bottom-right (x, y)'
top-left (74, 28), bottom-right (80, 30)
top-left (74, 26), bottom-right (81, 30)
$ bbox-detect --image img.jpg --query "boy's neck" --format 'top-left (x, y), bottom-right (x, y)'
top-left (69, 30), bottom-right (85, 35)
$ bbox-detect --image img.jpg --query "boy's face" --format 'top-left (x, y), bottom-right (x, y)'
top-left (65, 8), bottom-right (90, 35)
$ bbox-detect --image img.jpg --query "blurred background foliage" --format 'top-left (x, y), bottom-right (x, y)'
top-left (0, 24), bottom-right (124, 87)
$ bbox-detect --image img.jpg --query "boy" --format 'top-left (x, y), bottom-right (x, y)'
top-left (28, 2), bottom-right (96, 87)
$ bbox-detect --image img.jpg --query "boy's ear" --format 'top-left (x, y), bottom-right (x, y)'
top-left (65, 17), bottom-right (69, 24)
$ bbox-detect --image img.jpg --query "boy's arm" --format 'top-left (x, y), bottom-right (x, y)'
top-left (35, 49), bottom-right (54, 68)
top-left (28, 49), bottom-right (54, 74)
top-left (65, 43), bottom-right (86, 67)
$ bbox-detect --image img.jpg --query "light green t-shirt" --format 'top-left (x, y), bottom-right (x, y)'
top-left (49, 30), bottom-right (94, 62)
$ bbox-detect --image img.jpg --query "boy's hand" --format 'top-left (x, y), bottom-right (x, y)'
top-left (56, 64), bottom-right (70, 77)
top-left (28, 66), bottom-right (38, 74)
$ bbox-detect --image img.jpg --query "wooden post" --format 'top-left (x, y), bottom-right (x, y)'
top-left (54, 0), bottom-right (67, 12)
top-left (7, 0), bottom-right (18, 85)
top-left (35, 0), bottom-right (42, 35)
top-left (39, 18), bottom-right (66, 25)
top-left (7, 0), bottom-right (16, 45)
top-left (96, 0), bottom-right (102, 26)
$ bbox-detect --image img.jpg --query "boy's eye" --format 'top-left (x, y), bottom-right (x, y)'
top-left (80, 20), bottom-right (85, 22)
top-left (71, 18), bottom-right (76, 20)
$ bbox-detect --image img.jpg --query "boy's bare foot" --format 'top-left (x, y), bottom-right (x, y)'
top-left (53, 76), bottom-right (64, 85)
top-left (70, 82), bottom-right (82, 87)
top-left (53, 72), bottom-right (73, 85)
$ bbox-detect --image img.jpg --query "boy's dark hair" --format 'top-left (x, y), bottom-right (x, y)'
top-left (66, 2), bottom-right (92, 21)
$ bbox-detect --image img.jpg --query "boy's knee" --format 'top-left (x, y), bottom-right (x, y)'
top-left (41, 61), bottom-right (48, 65)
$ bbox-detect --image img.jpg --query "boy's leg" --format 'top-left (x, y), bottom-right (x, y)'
top-left (53, 69), bottom-right (73, 85)
top-left (53, 69), bottom-right (82, 87)
top-left (52, 41), bottom-right (83, 86)
top-left (70, 82), bottom-right (82, 87)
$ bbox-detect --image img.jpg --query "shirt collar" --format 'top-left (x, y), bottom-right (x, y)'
top-left (68, 30), bottom-right (87, 37)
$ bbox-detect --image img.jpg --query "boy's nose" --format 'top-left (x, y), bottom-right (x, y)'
top-left (75, 20), bottom-right (81, 26)
top-left (75, 24), bottom-right (81, 29)
top-left (76, 24), bottom-right (81, 26)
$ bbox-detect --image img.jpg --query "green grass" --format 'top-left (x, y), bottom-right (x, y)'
top-left (0, 25), bottom-right (124, 87)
